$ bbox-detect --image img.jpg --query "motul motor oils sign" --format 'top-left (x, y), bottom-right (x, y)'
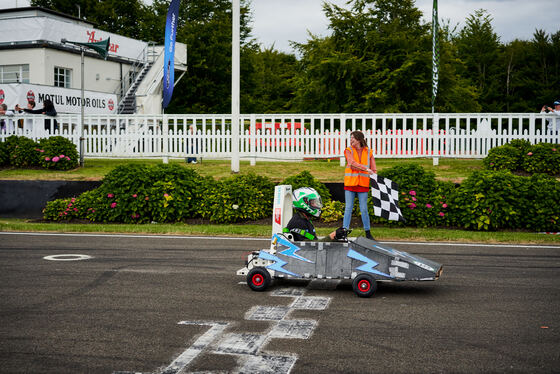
top-left (0, 83), bottom-right (117, 114)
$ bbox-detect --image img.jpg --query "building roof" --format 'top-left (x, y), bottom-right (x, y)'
top-left (0, 6), bottom-right (94, 27)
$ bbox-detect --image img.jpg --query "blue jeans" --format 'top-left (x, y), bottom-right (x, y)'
top-left (343, 190), bottom-right (370, 231)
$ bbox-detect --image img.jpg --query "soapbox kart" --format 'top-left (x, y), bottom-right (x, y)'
top-left (237, 185), bottom-right (443, 298)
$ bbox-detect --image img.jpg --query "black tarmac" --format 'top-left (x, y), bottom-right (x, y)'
top-left (0, 232), bottom-right (558, 373)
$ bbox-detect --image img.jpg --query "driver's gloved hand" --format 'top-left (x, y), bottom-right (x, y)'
top-left (334, 227), bottom-right (351, 240)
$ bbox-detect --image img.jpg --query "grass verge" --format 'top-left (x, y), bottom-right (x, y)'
top-left (1, 219), bottom-right (558, 245)
top-left (0, 157), bottom-right (482, 183)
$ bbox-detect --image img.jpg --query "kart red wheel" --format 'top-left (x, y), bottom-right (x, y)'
top-left (247, 267), bottom-right (271, 292)
top-left (352, 274), bottom-right (377, 298)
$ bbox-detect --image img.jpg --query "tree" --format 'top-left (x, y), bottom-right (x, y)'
top-left (31, 0), bottom-right (148, 40)
top-left (161, 0), bottom-right (254, 113)
top-left (455, 9), bottom-right (503, 112)
top-left (242, 46), bottom-right (298, 113)
top-left (291, 0), bottom-right (479, 113)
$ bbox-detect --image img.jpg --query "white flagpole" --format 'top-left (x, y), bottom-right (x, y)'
top-left (231, 0), bottom-right (240, 173)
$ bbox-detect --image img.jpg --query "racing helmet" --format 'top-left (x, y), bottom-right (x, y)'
top-left (292, 187), bottom-right (323, 218)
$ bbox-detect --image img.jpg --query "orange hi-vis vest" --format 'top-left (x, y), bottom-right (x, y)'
top-left (344, 146), bottom-right (372, 188)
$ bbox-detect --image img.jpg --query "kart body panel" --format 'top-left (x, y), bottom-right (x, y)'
top-left (237, 234), bottom-right (442, 282)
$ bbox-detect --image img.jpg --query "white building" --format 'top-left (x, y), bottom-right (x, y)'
top-left (0, 6), bottom-right (187, 114)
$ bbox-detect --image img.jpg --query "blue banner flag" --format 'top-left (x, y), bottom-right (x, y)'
top-left (163, 0), bottom-right (181, 108)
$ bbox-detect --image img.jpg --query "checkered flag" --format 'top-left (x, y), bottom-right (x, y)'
top-left (370, 174), bottom-right (406, 223)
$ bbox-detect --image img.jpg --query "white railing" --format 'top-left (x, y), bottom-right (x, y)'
top-left (1, 113), bottom-right (559, 161)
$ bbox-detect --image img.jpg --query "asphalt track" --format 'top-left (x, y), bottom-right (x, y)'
top-left (0, 232), bottom-right (559, 374)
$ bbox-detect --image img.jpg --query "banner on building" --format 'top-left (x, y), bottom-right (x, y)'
top-left (163, 0), bottom-right (181, 108)
top-left (0, 83), bottom-right (117, 115)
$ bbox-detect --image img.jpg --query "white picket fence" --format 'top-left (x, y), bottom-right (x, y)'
top-left (1, 113), bottom-right (559, 161)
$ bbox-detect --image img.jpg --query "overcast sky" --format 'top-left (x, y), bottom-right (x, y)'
top-left (2, 0), bottom-right (559, 54)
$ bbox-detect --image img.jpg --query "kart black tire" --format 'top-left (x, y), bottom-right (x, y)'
top-left (352, 274), bottom-right (377, 298)
top-left (247, 267), bottom-right (271, 292)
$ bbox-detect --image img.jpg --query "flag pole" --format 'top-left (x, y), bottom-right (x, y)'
top-left (80, 48), bottom-right (85, 167)
top-left (431, 0), bottom-right (439, 165)
top-left (431, 0), bottom-right (439, 114)
top-left (231, 0), bottom-right (240, 173)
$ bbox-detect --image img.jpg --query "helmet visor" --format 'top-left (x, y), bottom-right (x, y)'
top-left (308, 195), bottom-right (323, 210)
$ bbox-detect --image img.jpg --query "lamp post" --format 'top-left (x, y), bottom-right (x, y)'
top-left (61, 38), bottom-right (110, 167)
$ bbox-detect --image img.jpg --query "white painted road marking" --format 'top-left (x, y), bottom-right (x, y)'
top-left (2, 232), bottom-right (559, 248)
top-left (43, 254), bottom-right (92, 261)
top-left (163, 321), bottom-right (229, 374)
top-left (211, 287), bottom-right (332, 373)
top-left (113, 287), bottom-right (330, 374)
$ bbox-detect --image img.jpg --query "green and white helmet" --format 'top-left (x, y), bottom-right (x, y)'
top-left (292, 187), bottom-right (323, 218)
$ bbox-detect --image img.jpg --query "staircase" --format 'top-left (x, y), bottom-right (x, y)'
top-left (117, 61), bottom-right (154, 114)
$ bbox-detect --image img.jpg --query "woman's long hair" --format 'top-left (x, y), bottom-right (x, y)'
top-left (351, 130), bottom-right (367, 148)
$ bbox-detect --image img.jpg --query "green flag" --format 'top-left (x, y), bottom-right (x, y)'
top-left (431, 0), bottom-right (439, 112)
top-left (64, 38), bottom-right (110, 59)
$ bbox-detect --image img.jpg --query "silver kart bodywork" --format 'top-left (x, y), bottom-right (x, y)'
top-left (237, 233), bottom-right (443, 296)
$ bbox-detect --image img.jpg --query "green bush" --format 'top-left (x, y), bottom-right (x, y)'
top-left (200, 173), bottom-right (275, 223)
top-left (522, 143), bottom-right (560, 175)
top-left (483, 144), bottom-right (521, 171)
top-left (1, 135), bottom-right (79, 170)
top-left (450, 170), bottom-right (525, 230)
top-left (483, 141), bottom-right (559, 175)
top-left (2, 135), bottom-right (41, 167)
top-left (0, 140), bottom-right (9, 166)
top-left (521, 173), bottom-right (560, 231)
top-left (509, 139), bottom-right (532, 154)
top-left (38, 136), bottom-right (79, 170)
top-left (321, 200), bottom-right (345, 223)
top-left (281, 170), bottom-right (331, 202)
top-left (44, 164), bottom-right (209, 223)
top-left (370, 164), bottom-right (454, 227)
top-left (43, 193), bottom-right (95, 221)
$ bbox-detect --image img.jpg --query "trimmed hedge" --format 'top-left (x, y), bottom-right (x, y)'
top-left (0, 135), bottom-right (78, 170)
top-left (43, 163), bottom-right (560, 232)
top-left (483, 140), bottom-right (559, 175)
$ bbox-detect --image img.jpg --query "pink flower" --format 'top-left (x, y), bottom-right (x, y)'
top-left (426, 204), bottom-right (433, 208)
top-left (409, 190), bottom-right (416, 196)
top-left (64, 212), bottom-right (68, 215)
top-left (107, 193), bottom-right (114, 198)
top-left (132, 194), bottom-right (137, 198)
top-left (412, 197), bottom-right (417, 201)
top-left (68, 203), bottom-right (72, 207)
top-left (164, 193), bottom-right (169, 197)
top-left (40, 149), bottom-right (44, 153)
top-left (71, 198), bottom-right (76, 202)
top-left (439, 212), bottom-right (445, 217)
top-left (442, 203), bottom-right (448, 208)
top-left (45, 157), bottom-right (51, 161)
top-left (59, 154), bottom-right (65, 158)
top-left (65, 157), bottom-right (70, 161)
top-left (552, 148), bottom-right (556, 151)
top-left (52, 156), bottom-right (59, 162)
top-left (91, 209), bottom-right (96, 213)
top-left (409, 203), bottom-right (416, 209)
top-left (110, 202), bottom-right (117, 208)
top-left (73, 208), bottom-right (78, 212)
top-left (527, 152), bottom-right (533, 156)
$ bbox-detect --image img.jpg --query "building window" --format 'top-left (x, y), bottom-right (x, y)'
top-left (0, 64), bottom-right (30, 83)
top-left (54, 67), bottom-right (72, 88)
